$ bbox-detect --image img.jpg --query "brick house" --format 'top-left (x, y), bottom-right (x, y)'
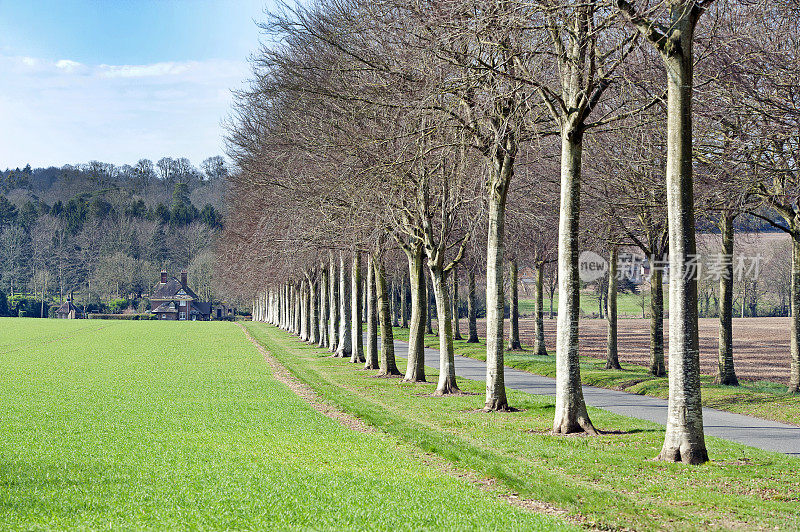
top-left (150, 270), bottom-right (211, 321)
top-left (56, 295), bottom-right (81, 319)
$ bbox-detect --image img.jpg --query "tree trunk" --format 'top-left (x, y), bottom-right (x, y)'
top-left (553, 127), bottom-right (596, 435)
top-left (309, 275), bottom-right (318, 345)
top-left (329, 252), bottom-right (339, 352)
top-left (403, 247), bottom-right (427, 382)
top-left (280, 284), bottom-right (285, 329)
top-left (287, 283), bottom-right (292, 331)
top-left (430, 267), bottom-right (459, 395)
top-left (391, 279), bottom-right (400, 327)
top-left (598, 287), bottom-right (604, 319)
top-left (293, 285), bottom-right (299, 333)
top-left (299, 280), bottom-right (308, 340)
top-left (351, 252), bottom-right (365, 363)
top-left (335, 253), bottom-right (352, 358)
top-left (790, 235), bottom-right (800, 394)
top-left (534, 262), bottom-right (547, 356)
top-left (401, 274), bottom-right (409, 328)
top-left (508, 258), bottom-right (522, 350)
top-left (467, 269), bottom-right (479, 343)
top-left (484, 151), bottom-right (512, 411)
top-left (452, 266), bottom-right (462, 340)
top-left (716, 214), bottom-right (738, 386)
top-left (41, 274), bottom-right (46, 318)
top-left (657, 30), bottom-right (708, 464)
top-left (791, 249), bottom-right (795, 318)
top-left (375, 253), bottom-right (401, 376)
top-left (606, 247), bottom-right (621, 370)
top-left (318, 267), bottom-right (327, 348)
top-left (365, 255), bottom-right (379, 369)
top-left (426, 274), bottom-right (434, 335)
top-left (650, 268), bottom-right (666, 377)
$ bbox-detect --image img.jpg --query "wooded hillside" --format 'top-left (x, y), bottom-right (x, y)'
top-left (0, 156), bottom-right (227, 315)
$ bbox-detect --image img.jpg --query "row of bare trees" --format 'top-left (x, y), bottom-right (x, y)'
top-left (220, 0), bottom-right (800, 465)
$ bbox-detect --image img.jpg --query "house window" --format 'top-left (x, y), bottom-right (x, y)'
top-left (180, 301), bottom-right (186, 307)
top-left (179, 312), bottom-right (186, 320)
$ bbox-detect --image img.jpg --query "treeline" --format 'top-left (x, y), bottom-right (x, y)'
top-left (0, 156), bottom-right (228, 311)
top-left (224, 0), bottom-right (800, 468)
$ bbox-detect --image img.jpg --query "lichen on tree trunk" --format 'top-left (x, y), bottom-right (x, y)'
top-left (403, 246), bottom-right (427, 382)
top-left (374, 253), bottom-right (401, 376)
top-left (657, 29), bottom-right (708, 465)
top-left (452, 266), bottom-right (462, 341)
top-left (484, 149), bottom-right (513, 411)
top-left (553, 127), bottom-right (595, 435)
top-left (430, 267), bottom-right (459, 395)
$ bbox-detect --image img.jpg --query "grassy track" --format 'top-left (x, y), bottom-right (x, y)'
top-left (245, 321), bottom-right (800, 531)
top-left (391, 327), bottom-right (800, 426)
top-left (0, 318), bottom-right (565, 530)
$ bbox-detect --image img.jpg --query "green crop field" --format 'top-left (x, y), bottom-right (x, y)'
top-left (0, 318), bottom-right (564, 530)
top-left (518, 291), bottom-right (658, 318)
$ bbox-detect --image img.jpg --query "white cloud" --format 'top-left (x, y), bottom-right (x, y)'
top-left (0, 54), bottom-right (250, 168)
top-left (55, 59), bottom-right (84, 72)
top-left (99, 61), bottom-right (196, 79)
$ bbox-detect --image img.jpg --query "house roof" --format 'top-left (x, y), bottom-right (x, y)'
top-left (152, 301), bottom-right (179, 314)
top-left (56, 300), bottom-right (78, 314)
top-left (192, 302), bottom-right (212, 316)
top-left (151, 277), bottom-right (199, 301)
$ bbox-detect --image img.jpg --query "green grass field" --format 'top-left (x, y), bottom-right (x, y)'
top-left (0, 318), bottom-right (565, 530)
top-left (244, 322), bottom-right (800, 531)
top-left (519, 291), bottom-right (655, 318)
top-left (391, 327), bottom-right (800, 426)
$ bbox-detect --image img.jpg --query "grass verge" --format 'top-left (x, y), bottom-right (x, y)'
top-left (390, 327), bottom-right (800, 426)
top-left (246, 322), bottom-right (800, 531)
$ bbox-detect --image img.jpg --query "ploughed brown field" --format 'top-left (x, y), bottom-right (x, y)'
top-left (467, 317), bottom-right (793, 384)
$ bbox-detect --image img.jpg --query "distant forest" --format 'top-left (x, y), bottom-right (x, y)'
top-left (0, 156), bottom-right (228, 316)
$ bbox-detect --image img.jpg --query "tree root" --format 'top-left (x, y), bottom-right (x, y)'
top-left (552, 416), bottom-right (598, 436)
top-left (657, 446), bottom-right (709, 465)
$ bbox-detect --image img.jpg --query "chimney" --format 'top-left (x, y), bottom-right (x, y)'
top-left (161, 270), bottom-right (167, 284)
top-left (181, 271), bottom-right (187, 288)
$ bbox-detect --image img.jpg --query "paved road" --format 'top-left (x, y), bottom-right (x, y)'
top-left (387, 338), bottom-right (800, 456)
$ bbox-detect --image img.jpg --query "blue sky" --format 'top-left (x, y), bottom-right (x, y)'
top-left (0, 0), bottom-right (277, 169)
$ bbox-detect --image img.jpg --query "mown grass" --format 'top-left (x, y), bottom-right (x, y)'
top-left (0, 318), bottom-right (566, 530)
top-left (246, 322), bottom-right (800, 531)
top-left (391, 327), bottom-right (800, 426)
